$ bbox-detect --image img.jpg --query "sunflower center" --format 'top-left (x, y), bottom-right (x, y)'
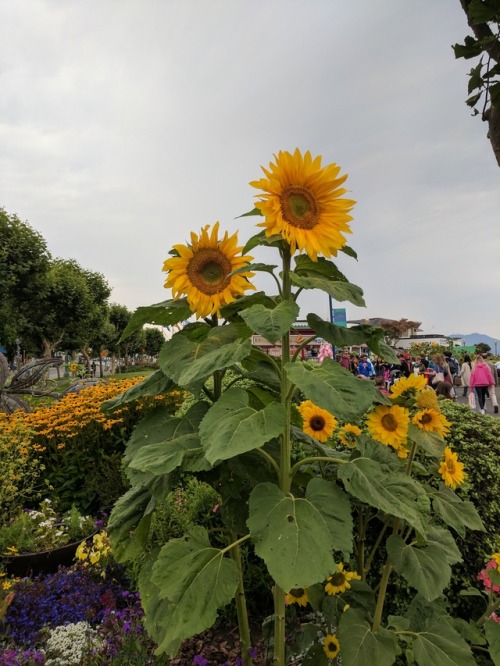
top-left (381, 414), bottom-right (398, 432)
top-left (327, 641), bottom-right (337, 652)
top-left (280, 186), bottom-right (319, 229)
top-left (329, 572), bottom-right (346, 586)
top-left (290, 588), bottom-right (305, 598)
top-left (310, 416), bottom-right (326, 431)
top-left (187, 249), bottom-right (232, 295)
top-left (421, 413), bottom-right (432, 425)
top-left (447, 460), bottom-right (456, 473)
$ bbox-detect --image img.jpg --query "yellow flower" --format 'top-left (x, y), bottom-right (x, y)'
top-left (75, 542), bottom-right (88, 560)
top-left (89, 551), bottom-right (101, 564)
top-left (412, 409), bottom-right (451, 437)
top-left (365, 405), bottom-right (409, 448)
top-left (284, 587), bottom-right (309, 607)
top-left (438, 446), bottom-right (466, 489)
top-left (416, 388), bottom-right (440, 412)
top-left (2, 580), bottom-right (12, 591)
top-left (323, 633), bottom-right (340, 660)
top-left (390, 374), bottom-right (428, 400)
top-left (325, 563), bottom-right (361, 595)
top-left (250, 148), bottom-right (355, 261)
top-left (338, 423), bottom-right (362, 447)
top-left (162, 222), bottom-right (255, 318)
top-left (298, 400), bottom-right (337, 442)
top-left (492, 552), bottom-right (500, 572)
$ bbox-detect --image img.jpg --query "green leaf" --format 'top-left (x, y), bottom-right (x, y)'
top-left (485, 619), bottom-right (500, 666)
top-left (242, 230), bottom-right (283, 254)
top-left (340, 244), bottom-right (358, 260)
top-left (289, 271), bottom-right (365, 306)
top-left (413, 620), bottom-right (476, 666)
top-left (338, 609), bottom-right (400, 666)
top-left (468, 0), bottom-right (500, 24)
top-left (219, 291), bottom-right (277, 321)
top-left (120, 299), bottom-right (191, 341)
top-left (247, 482), bottom-right (336, 591)
top-left (230, 262), bottom-right (277, 276)
top-left (305, 478), bottom-right (353, 557)
top-left (430, 485), bottom-right (484, 537)
top-left (285, 358), bottom-right (378, 421)
top-left (301, 643), bottom-right (329, 666)
top-left (453, 36), bottom-right (482, 60)
top-left (159, 323), bottom-right (252, 386)
top-left (386, 534), bottom-right (451, 601)
top-left (294, 255), bottom-right (349, 281)
top-left (452, 618), bottom-right (487, 646)
top-left (468, 60), bottom-right (484, 93)
top-left (150, 526), bottom-right (239, 649)
top-left (240, 348), bottom-right (281, 388)
top-left (408, 424), bottom-right (446, 458)
top-left (237, 207), bottom-right (262, 218)
top-left (101, 370), bottom-right (175, 413)
top-left (421, 525), bottom-right (462, 565)
top-left (337, 457), bottom-right (430, 534)
top-left (107, 485), bottom-right (154, 562)
top-left (199, 387), bottom-right (286, 464)
top-left (240, 299), bottom-right (299, 344)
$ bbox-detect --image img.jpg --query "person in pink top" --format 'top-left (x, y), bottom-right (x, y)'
top-left (469, 355), bottom-right (494, 414)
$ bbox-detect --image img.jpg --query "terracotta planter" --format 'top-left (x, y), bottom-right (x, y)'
top-left (1, 533), bottom-right (96, 577)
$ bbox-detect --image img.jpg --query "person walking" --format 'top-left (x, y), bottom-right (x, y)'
top-left (484, 353), bottom-right (499, 414)
top-left (469, 355), bottom-right (495, 415)
top-left (459, 354), bottom-right (473, 398)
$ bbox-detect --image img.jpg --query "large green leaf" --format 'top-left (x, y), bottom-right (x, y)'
top-left (199, 387), bottom-right (286, 464)
top-left (338, 609), bottom-right (400, 666)
top-left (305, 478), bottom-right (353, 557)
top-left (430, 484), bottom-right (484, 537)
top-left (120, 299), bottom-right (191, 341)
top-left (337, 457), bottom-right (430, 534)
top-left (386, 534), bottom-right (451, 601)
top-left (101, 370), bottom-right (175, 413)
top-left (240, 348), bottom-right (281, 389)
top-left (150, 527), bottom-right (239, 650)
top-left (413, 620), bottom-right (476, 666)
top-left (242, 230), bottom-right (283, 254)
top-left (285, 358), bottom-right (378, 421)
top-left (240, 299), bottom-right (299, 345)
top-left (107, 485), bottom-right (154, 562)
top-left (159, 323), bottom-right (252, 386)
top-left (230, 262), bottom-right (278, 276)
top-left (289, 271), bottom-right (365, 306)
top-left (294, 255), bottom-right (349, 282)
top-left (408, 424), bottom-right (446, 458)
top-left (485, 619), bottom-right (500, 666)
top-left (420, 525), bottom-right (462, 565)
top-left (219, 291), bottom-right (277, 321)
top-left (247, 482), bottom-right (336, 591)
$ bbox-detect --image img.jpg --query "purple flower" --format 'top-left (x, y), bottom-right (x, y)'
top-left (235, 658), bottom-right (244, 666)
top-left (248, 647), bottom-right (258, 659)
top-left (193, 656), bottom-right (208, 666)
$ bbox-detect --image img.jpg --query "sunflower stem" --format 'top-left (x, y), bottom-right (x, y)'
top-left (289, 456), bottom-right (346, 479)
top-left (372, 517), bottom-right (400, 632)
top-left (229, 533), bottom-right (253, 666)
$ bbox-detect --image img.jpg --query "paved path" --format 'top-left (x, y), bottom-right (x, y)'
top-left (454, 384), bottom-right (500, 418)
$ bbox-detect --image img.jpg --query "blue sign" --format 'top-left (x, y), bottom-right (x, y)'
top-left (332, 308), bottom-right (347, 327)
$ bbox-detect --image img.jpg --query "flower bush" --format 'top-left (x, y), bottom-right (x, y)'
top-left (97, 149), bottom-right (495, 665)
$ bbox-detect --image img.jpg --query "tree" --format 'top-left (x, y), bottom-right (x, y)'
top-left (454, 0), bottom-right (500, 166)
top-left (475, 341), bottom-right (491, 354)
top-left (379, 319), bottom-right (421, 347)
top-left (0, 208), bottom-right (51, 355)
top-left (144, 327), bottom-right (165, 357)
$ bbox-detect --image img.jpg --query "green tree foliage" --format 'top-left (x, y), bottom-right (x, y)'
top-left (144, 327), bottom-right (165, 357)
top-left (454, 0), bottom-right (500, 166)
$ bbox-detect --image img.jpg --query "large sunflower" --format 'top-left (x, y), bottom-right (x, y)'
top-left (162, 222), bottom-right (255, 318)
top-left (325, 563), bottom-right (361, 595)
top-left (438, 446), bottom-right (466, 489)
top-left (416, 388), bottom-right (440, 412)
top-left (284, 587), bottom-right (309, 607)
top-left (390, 374), bottom-right (428, 400)
top-left (412, 409), bottom-right (451, 437)
top-left (365, 404), bottom-right (409, 448)
top-left (250, 149), bottom-right (355, 261)
top-left (298, 400), bottom-right (337, 442)
top-left (323, 633), bottom-right (340, 660)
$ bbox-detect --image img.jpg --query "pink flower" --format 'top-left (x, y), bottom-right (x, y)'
top-left (491, 612), bottom-right (500, 624)
top-left (212, 504), bottom-right (219, 513)
top-left (477, 560), bottom-right (500, 594)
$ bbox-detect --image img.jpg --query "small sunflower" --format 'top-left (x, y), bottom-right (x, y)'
top-left (439, 446), bottom-right (466, 489)
top-left (323, 633), bottom-right (340, 660)
top-left (365, 404), bottom-right (409, 448)
top-left (162, 222), bottom-right (255, 318)
top-left (298, 400), bottom-right (337, 442)
top-left (250, 148), bottom-right (355, 261)
top-left (284, 587), bottom-right (309, 607)
top-left (412, 409), bottom-right (451, 437)
top-left (390, 374), bottom-right (428, 400)
top-left (492, 552), bottom-right (500, 572)
top-left (325, 562), bottom-right (361, 595)
top-left (338, 423), bottom-right (362, 447)
top-left (416, 388), bottom-right (440, 412)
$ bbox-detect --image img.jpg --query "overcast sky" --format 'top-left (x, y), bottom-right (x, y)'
top-left (1, 1), bottom-right (499, 341)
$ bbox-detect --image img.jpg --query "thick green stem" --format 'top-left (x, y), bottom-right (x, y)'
top-left (357, 508), bottom-right (366, 581)
top-left (230, 535), bottom-right (253, 665)
top-left (372, 559), bottom-right (393, 632)
top-left (273, 585), bottom-right (286, 666)
top-left (476, 595), bottom-right (500, 628)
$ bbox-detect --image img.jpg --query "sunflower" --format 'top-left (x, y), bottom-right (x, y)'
top-left (250, 149), bottom-right (355, 261)
top-left (298, 400), bottom-right (337, 442)
top-left (416, 388), bottom-right (440, 412)
top-left (412, 409), bottom-right (451, 437)
top-left (325, 562), bottom-right (361, 595)
top-left (390, 374), bottom-right (428, 400)
top-left (323, 633), bottom-right (340, 660)
top-left (162, 222), bottom-right (255, 318)
top-left (365, 405), bottom-right (409, 448)
top-left (284, 587), bottom-right (309, 607)
top-left (338, 423), bottom-right (362, 447)
top-left (438, 446), bottom-right (466, 489)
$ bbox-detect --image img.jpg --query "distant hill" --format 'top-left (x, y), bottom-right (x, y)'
top-left (448, 332), bottom-right (500, 350)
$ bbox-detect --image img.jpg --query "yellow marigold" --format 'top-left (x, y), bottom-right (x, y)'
top-left (390, 374), bottom-right (428, 400)
top-left (250, 148), bottom-right (355, 261)
top-left (438, 446), bottom-right (466, 489)
top-left (412, 409), bottom-right (451, 437)
top-left (325, 563), bottom-right (361, 595)
top-left (338, 423), bottom-right (362, 448)
top-left (365, 405), bottom-right (409, 448)
top-left (298, 400), bottom-right (337, 442)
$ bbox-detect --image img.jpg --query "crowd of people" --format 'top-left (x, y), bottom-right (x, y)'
top-left (333, 348), bottom-right (498, 415)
